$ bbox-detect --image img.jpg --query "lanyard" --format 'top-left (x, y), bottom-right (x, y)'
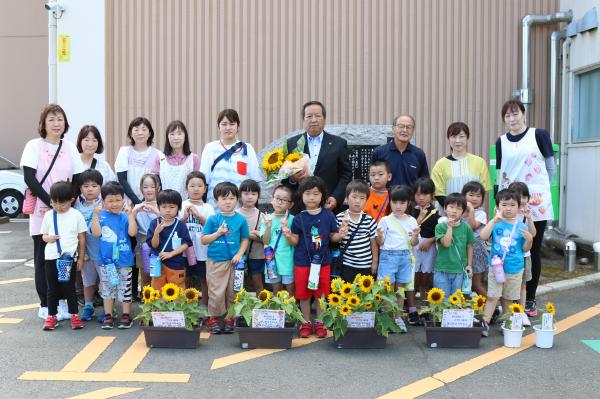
top-left (158, 218), bottom-right (180, 253)
top-left (375, 193), bottom-right (389, 222)
top-left (53, 210), bottom-right (64, 255)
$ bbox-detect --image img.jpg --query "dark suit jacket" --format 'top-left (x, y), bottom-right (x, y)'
top-left (284, 131), bottom-right (352, 211)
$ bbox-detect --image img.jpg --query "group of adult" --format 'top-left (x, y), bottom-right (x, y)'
top-left (21, 99), bottom-right (554, 317)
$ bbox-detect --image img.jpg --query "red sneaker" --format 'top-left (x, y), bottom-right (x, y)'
top-left (43, 315), bottom-right (58, 331)
top-left (206, 317), bottom-right (222, 334)
top-left (314, 321), bottom-right (327, 338)
top-left (70, 314), bottom-right (84, 330)
top-left (299, 322), bottom-right (312, 338)
top-left (222, 317), bottom-right (235, 334)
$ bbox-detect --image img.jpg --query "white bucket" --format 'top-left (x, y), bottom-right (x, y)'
top-left (502, 326), bottom-right (525, 348)
top-left (533, 324), bottom-right (555, 348)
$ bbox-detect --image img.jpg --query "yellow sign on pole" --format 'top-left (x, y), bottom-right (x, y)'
top-left (58, 34), bottom-right (70, 62)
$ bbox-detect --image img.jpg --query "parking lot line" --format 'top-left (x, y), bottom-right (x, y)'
top-left (0, 303), bottom-right (38, 313)
top-left (61, 337), bottom-right (116, 372)
top-left (108, 333), bottom-right (149, 373)
top-left (0, 315), bottom-right (23, 324)
top-left (0, 259), bottom-right (27, 263)
top-left (0, 278), bottom-right (34, 285)
top-left (66, 387), bottom-right (143, 399)
top-left (18, 371), bottom-right (189, 383)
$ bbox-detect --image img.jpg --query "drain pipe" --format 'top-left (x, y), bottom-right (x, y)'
top-left (45, 1), bottom-right (65, 103)
top-left (550, 30), bottom-right (566, 143)
top-left (559, 38), bottom-right (572, 230)
top-left (516, 11), bottom-right (572, 118)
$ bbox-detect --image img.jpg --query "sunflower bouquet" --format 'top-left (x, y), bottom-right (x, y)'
top-left (227, 289), bottom-right (306, 327)
top-left (262, 136), bottom-right (310, 186)
top-left (134, 284), bottom-right (209, 331)
top-left (419, 288), bottom-right (487, 325)
top-left (319, 274), bottom-right (405, 339)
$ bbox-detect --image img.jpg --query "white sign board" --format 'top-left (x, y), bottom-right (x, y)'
top-left (252, 309), bottom-right (285, 328)
top-left (542, 313), bottom-right (554, 331)
top-left (510, 313), bottom-right (524, 330)
top-left (346, 312), bottom-right (376, 328)
top-left (152, 311), bottom-right (185, 328)
top-left (441, 309), bottom-right (474, 328)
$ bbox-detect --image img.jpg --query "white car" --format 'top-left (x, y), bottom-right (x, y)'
top-left (0, 156), bottom-right (26, 218)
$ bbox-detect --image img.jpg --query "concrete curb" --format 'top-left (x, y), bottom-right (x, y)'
top-left (537, 272), bottom-right (600, 296)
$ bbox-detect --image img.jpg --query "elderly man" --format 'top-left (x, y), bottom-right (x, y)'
top-left (284, 100), bottom-right (352, 212)
top-left (372, 114), bottom-right (429, 186)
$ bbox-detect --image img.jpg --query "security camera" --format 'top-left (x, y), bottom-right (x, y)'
top-left (44, 2), bottom-right (65, 12)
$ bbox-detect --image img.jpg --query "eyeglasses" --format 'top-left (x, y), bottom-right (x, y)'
top-left (393, 124), bottom-right (415, 130)
top-left (273, 197), bottom-right (291, 203)
top-left (303, 114), bottom-right (324, 121)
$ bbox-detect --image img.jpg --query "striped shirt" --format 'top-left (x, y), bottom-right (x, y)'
top-left (336, 212), bottom-right (377, 269)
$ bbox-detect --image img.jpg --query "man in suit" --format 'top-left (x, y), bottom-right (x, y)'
top-left (285, 101), bottom-right (352, 212)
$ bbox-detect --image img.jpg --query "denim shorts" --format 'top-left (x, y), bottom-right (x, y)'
top-left (248, 258), bottom-right (265, 275)
top-left (377, 249), bottom-right (413, 284)
top-left (433, 271), bottom-right (464, 297)
top-left (265, 274), bottom-right (294, 285)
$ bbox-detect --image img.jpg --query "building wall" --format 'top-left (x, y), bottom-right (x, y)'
top-left (105, 0), bottom-right (560, 167)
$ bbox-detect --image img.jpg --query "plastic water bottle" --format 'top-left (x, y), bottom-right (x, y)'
top-left (141, 243), bottom-right (151, 274)
top-left (307, 254), bottom-right (322, 290)
top-left (462, 271), bottom-right (472, 295)
top-left (491, 254), bottom-right (506, 283)
top-left (233, 255), bottom-right (247, 292)
top-left (331, 248), bottom-right (341, 261)
top-left (264, 247), bottom-right (278, 280)
top-left (106, 263), bottom-right (121, 287)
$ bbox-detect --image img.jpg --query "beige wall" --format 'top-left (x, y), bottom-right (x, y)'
top-left (106, 0), bottom-right (560, 166)
top-left (1, 1), bottom-right (48, 164)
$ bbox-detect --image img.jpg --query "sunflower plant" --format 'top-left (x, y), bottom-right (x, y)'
top-left (419, 288), bottom-right (486, 325)
top-left (531, 301), bottom-right (557, 328)
top-left (226, 289), bottom-right (306, 327)
top-left (319, 274), bottom-right (405, 340)
top-left (497, 303), bottom-right (526, 330)
top-left (262, 136), bottom-right (310, 186)
top-left (134, 284), bottom-right (209, 331)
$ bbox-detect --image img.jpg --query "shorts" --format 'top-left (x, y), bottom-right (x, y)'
top-left (487, 269), bottom-right (523, 301)
top-left (377, 250), bottom-right (413, 284)
top-left (524, 256), bottom-right (532, 282)
top-left (248, 258), bottom-right (265, 275)
top-left (414, 237), bottom-right (436, 273)
top-left (472, 239), bottom-right (490, 274)
top-left (186, 261), bottom-right (206, 278)
top-left (81, 259), bottom-right (101, 288)
top-left (98, 266), bottom-right (133, 303)
top-left (265, 274), bottom-right (294, 285)
top-left (294, 264), bottom-right (331, 301)
top-left (433, 271), bottom-right (464, 296)
top-left (152, 265), bottom-right (186, 290)
top-left (341, 265), bottom-right (372, 284)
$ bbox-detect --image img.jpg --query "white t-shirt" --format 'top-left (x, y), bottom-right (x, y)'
top-left (179, 200), bottom-right (215, 261)
top-left (378, 214), bottom-right (418, 251)
top-left (114, 146), bottom-right (161, 201)
top-left (40, 208), bottom-right (87, 260)
top-left (460, 208), bottom-right (487, 237)
top-left (20, 138), bottom-right (84, 173)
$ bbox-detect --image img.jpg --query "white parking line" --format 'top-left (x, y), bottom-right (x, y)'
top-left (0, 231), bottom-right (11, 234)
top-left (9, 219), bottom-right (28, 223)
top-left (0, 259), bottom-right (27, 263)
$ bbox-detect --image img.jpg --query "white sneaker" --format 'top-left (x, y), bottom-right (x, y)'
top-left (56, 300), bottom-right (70, 321)
top-left (395, 317), bottom-right (408, 333)
top-left (38, 306), bottom-right (48, 320)
top-left (522, 313), bottom-right (531, 327)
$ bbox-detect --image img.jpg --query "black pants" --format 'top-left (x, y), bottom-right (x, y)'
top-left (33, 235), bottom-right (48, 307)
top-left (526, 220), bottom-right (547, 302)
top-left (341, 265), bottom-right (373, 283)
top-left (45, 259), bottom-right (78, 316)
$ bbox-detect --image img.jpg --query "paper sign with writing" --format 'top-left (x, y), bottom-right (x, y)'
top-left (346, 312), bottom-right (376, 328)
top-left (152, 311), bottom-right (185, 328)
top-left (441, 309), bottom-right (474, 328)
top-left (542, 313), bottom-right (554, 331)
top-left (252, 309), bottom-right (285, 328)
top-left (510, 313), bottom-right (524, 330)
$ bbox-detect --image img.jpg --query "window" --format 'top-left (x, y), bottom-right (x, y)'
top-left (573, 67), bottom-right (600, 142)
top-left (0, 156), bottom-right (17, 170)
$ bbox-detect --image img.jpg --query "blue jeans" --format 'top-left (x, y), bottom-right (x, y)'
top-left (433, 271), bottom-right (464, 297)
top-left (377, 250), bottom-right (412, 284)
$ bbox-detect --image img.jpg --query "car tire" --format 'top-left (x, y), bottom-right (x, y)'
top-left (0, 189), bottom-right (23, 218)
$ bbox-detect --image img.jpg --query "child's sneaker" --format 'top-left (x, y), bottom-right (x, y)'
top-left (81, 305), bottom-right (95, 321)
top-left (525, 300), bottom-right (538, 317)
top-left (481, 319), bottom-right (489, 337)
top-left (38, 306), bottom-right (48, 320)
top-left (70, 314), bottom-right (84, 330)
top-left (97, 311), bottom-right (105, 323)
top-left (490, 306), bottom-right (501, 325)
top-left (42, 315), bottom-right (58, 331)
top-left (206, 317), bottom-right (222, 334)
top-left (57, 300), bottom-right (70, 321)
top-left (118, 313), bottom-right (133, 329)
top-left (101, 314), bottom-right (114, 330)
top-left (314, 321), bottom-right (327, 338)
top-left (395, 317), bottom-right (408, 333)
top-left (408, 311), bottom-right (423, 326)
top-left (222, 318), bottom-right (235, 334)
top-left (299, 322), bottom-right (312, 338)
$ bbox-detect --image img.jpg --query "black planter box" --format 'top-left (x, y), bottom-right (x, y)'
top-left (142, 326), bottom-right (201, 349)
top-left (424, 321), bottom-right (483, 348)
top-left (236, 319), bottom-right (297, 349)
top-left (334, 328), bottom-right (387, 349)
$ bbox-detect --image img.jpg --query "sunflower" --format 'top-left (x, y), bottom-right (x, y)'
top-left (290, 296), bottom-right (296, 303)
top-left (277, 290), bottom-right (290, 299)
top-left (142, 286), bottom-right (154, 303)
top-left (473, 295), bottom-right (486, 311)
top-left (285, 299), bottom-right (290, 305)
top-left (330, 277), bottom-right (343, 293)
top-left (427, 288), bottom-right (444, 304)
top-left (509, 303), bottom-right (524, 314)
top-left (455, 289), bottom-right (466, 303)
top-left (364, 302), bottom-right (373, 310)
top-left (184, 288), bottom-right (200, 303)
top-left (234, 288), bottom-right (247, 304)
top-left (327, 293), bottom-right (342, 307)
top-left (347, 295), bottom-right (361, 308)
top-left (353, 273), bottom-right (363, 283)
top-left (385, 282), bottom-right (393, 293)
top-left (285, 152), bottom-right (302, 163)
top-left (258, 289), bottom-right (272, 303)
top-left (339, 304), bottom-right (352, 316)
top-left (161, 283), bottom-right (180, 301)
top-left (385, 276), bottom-right (391, 284)
top-left (152, 289), bottom-right (161, 300)
top-left (263, 148), bottom-right (284, 172)
top-left (340, 283), bottom-right (354, 298)
top-left (449, 294), bottom-right (461, 305)
top-left (359, 275), bottom-right (375, 293)
top-left (374, 293), bottom-right (382, 302)
top-left (546, 302), bottom-right (555, 316)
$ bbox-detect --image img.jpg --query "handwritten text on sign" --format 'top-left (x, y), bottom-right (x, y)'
top-left (346, 312), bottom-right (376, 328)
top-left (252, 309), bottom-right (285, 328)
top-left (441, 309), bottom-right (474, 328)
top-left (542, 313), bottom-right (554, 331)
top-left (152, 311), bottom-right (185, 328)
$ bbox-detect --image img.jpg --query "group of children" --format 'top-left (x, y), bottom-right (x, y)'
top-left (40, 159), bottom-right (535, 340)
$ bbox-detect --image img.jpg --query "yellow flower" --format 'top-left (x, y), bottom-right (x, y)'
top-left (359, 275), bottom-right (375, 293)
top-left (449, 294), bottom-right (461, 305)
top-left (161, 283), bottom-right (180, 301)
top-left (374, 293), bottom-right (382, 302)
top-left (330, 277), bottom-right (343, 293)
top-left (284, 299), bottom-right (290, 305)
top-left (142, 285), bottom-right (154, 304)
top-left (276, 290), bottom-right (289, 299)
top-left (257, 289), bottom-right (272, 303)
top-left (546, 302), bottom-right (555, 316)
top-left (347, 295), bottom-right (361, 308)
top-left (263, 148), bottom-right (284, 172)
top-left (473, 295), bottom-right (486, 311)
top-left (340, 283), bottom-right (354, 298)
top-left (234, 288), bottom-right (247, 303)
top-left (509, 303), bottom-right (524, 314)
top-left (327, 293), bottom-right (342, 307)
top-left (353, 273), bottom-right (363, 283)
top-left (455, 289), bottom-right (466, 303)
top-left (385, 276), bottom-right (390, 284)
top-left (290, 296), bottom-right (296, 303)
top-left (285, 152), bottom-right (302, 163)
top-left (339, 304), bottom-right (352, 316)
top-left (184, 288), bottom-right (199, 303)
top-left (364, 302), bottom-right (373, 310)
top-left (152, 289), bottom-right (161, 300)
top-left (427, 288), bottom-right (445, 304)
top-left (385, 283), bottom-right (393, 293)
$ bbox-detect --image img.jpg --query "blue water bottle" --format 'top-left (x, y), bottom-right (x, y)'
top-left (264, 247), bottom-right (279, 280)
top-left (233, 255), bottom-right (247, 292)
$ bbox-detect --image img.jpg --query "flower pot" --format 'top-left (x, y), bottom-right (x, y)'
top-left (502, 326), bottom-right (525, 348)
top-left (142, 325), bottom-right (202, 349)
top-left (533, 324), bottom-right (555, 349)
top-left (333, 328), bottom-right (387, 349)
top-left (424, 321), bottom-right (483, 348)
top-left (236, 319), bottom-right (297, 349)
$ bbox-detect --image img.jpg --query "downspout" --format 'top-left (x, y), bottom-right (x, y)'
top-left (550, 30), bottom-right (566, 143)
top-left (47, 1), bottom-right (58, 103)
top-left (559, 38), bottom-right (572, 231)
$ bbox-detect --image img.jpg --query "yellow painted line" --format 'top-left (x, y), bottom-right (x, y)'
top-left (211, 331), bottom-right (333, 370)
top-left (18, 371), bottom-right (189, 383)
top-left (0, 315), bottom-right (23, 324)
top-left (0, 278), bottom-right (34, 285)
top-left (200, 331), bottom-right (210, 339)
top-left (0, 303), bottom-right (38, 313)
top-left (378, 303), bottom-right (600, 399)
top-left (61, 336), bottom-right (115, 372)
top-left (66, 387), bottom-right (143, 399)
top-left (108, 332), bottom-right (149, 373)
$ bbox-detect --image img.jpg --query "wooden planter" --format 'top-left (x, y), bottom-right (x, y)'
top-left (236, 319), bottom-right (297, 349)
top-left (334, 328), bottom-right (387, 349)
top-left (142, 325), bottom-right (202, 349)
top-left (424, 321), bottom-right (483, 348)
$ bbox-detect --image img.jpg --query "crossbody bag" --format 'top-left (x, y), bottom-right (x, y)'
top-left (23, 140), bottom-right (63, 214)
